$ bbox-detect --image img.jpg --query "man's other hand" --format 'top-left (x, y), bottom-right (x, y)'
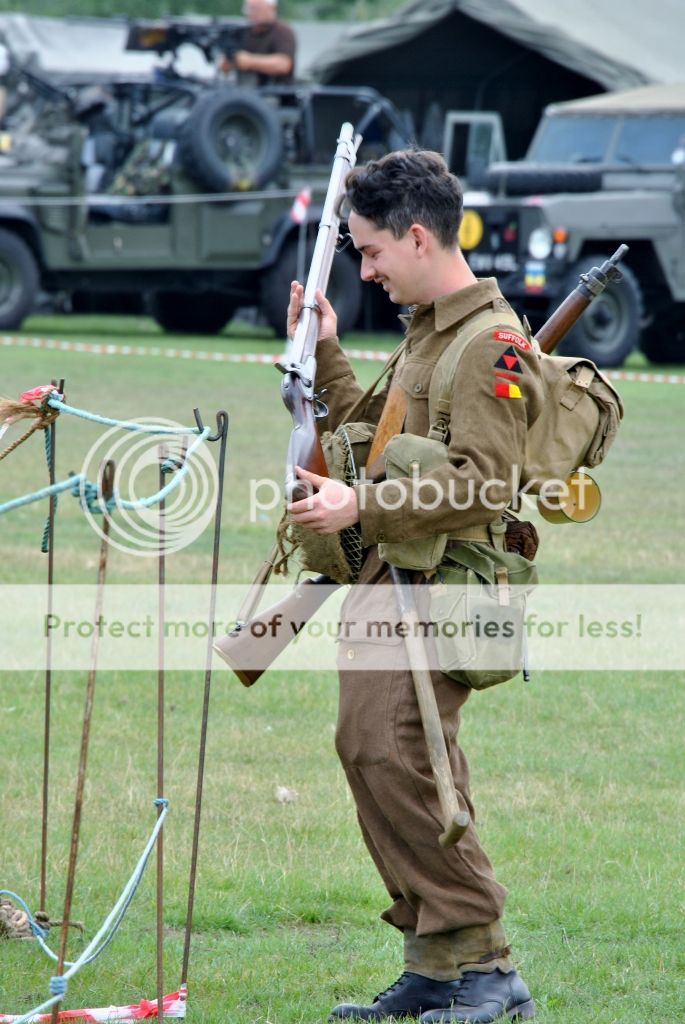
top-left (287, 467), bottom-right (358, 534)
top-left (287, 283), bottom-right (338, 341)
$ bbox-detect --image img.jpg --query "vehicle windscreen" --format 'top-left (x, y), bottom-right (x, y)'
top-left (528, 115), bottom-right (617, 163)
top-left (614, 115), bottom-right (685, 164)
top-left (529, 112), bottom-right (685, 166)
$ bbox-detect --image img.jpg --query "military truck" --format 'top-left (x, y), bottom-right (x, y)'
top-left (453, 84), bottom-right (685, 365)
top-left (0, 32), bottom-right (411, 336)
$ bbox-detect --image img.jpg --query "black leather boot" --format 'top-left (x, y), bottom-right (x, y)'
top-left (419, 969), bottom-right (535, 1022)
top-left (329, 971), bottom-right (462, 1020)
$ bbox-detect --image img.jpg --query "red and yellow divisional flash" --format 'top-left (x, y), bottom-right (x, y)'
top-left (494, 380), bottom-right (522, 399)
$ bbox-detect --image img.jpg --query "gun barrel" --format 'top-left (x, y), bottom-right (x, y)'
top-left (536, 243), bottom-right (629, 354)
top-left (286, 122), bottom-right (360, 368)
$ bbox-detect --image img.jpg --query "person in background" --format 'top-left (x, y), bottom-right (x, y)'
top-left (219, 0), bottom-right (296, 86)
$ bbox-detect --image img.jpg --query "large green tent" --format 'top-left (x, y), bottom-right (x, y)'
top-left (310, 0), bottom-right (685, 157)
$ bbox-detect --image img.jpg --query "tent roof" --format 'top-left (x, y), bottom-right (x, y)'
top-left (0, 13), bottom-right (344, 82)
top-left (311, 0), bottom-right (685, 92)
top-left (548, 82), bottom-right (685, 115)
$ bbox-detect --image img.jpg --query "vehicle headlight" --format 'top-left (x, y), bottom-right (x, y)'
top-left (528, 227), bottom-right (553, 260)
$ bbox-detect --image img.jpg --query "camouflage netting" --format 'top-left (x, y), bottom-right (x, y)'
top-left (275, 422), bottom-right (374, 584)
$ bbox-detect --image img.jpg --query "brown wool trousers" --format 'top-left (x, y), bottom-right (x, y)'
top-left (335, 550), bottom-right (509, 975)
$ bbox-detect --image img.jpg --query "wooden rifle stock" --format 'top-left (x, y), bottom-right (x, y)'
top-left (215, 246), bottom-right (630, 686)
top-left (365, 380), bottom-right (408, 469)
top-left (214, 575), bottom-right (339, 686)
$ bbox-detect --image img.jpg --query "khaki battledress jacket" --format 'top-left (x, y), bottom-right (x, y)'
top-left (312, 277), bottom-right (545, 941)
top-left (316, 277), bottom-right (544, 542)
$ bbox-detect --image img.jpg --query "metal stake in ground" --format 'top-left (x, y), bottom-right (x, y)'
top-left (41, 377), bottom-right (65, 915)
top-left (50, 459), bottom-right (115, 1024)
top-left (180, 410), bottom-right (229, 988)
top-left (156, 444), bottom-right (168, 1024)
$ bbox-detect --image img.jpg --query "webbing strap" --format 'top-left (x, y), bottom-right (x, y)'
top-left (428, 302), bottom-right (525, 442)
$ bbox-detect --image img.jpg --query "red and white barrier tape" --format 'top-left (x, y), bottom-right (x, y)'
top-left (2, 335), bottom-right (684, 382)
top-left (0, 989), bottom-right (186, 1023)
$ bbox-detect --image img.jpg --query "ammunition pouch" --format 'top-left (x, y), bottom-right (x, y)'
top-left (377, 432), bottom-right (450, 571)
top-left (376, 430), bottom-right (537, 690)
top-left (429, 541), bottom-right (538, 690)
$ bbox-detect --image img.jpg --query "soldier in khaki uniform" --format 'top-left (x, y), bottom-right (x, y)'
top-left (287, 151), bottom-right (541, 1022)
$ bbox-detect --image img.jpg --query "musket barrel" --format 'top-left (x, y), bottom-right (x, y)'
top-left (287, 122), bottom-right (360, 366)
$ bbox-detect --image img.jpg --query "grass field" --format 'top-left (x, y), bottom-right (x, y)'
top-left (1, 313), bottom-right (684, 1023)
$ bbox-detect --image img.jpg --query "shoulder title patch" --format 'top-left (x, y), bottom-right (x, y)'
top-left (493, 329), bottom-right (531, 352)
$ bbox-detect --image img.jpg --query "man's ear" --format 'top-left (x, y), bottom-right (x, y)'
top-left (408, 223), bottom-right (429, 255)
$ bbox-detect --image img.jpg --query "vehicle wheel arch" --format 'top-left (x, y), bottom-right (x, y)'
top-left (556, 250), bottom-right (644, 367)
top-left (259, 234), bottom-right (363, 338)
top-left (259, 206), bottom-right (325, 270)
top-left (0, 211), bottom-right (45, 268)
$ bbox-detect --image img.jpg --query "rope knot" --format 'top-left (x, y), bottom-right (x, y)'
top-left (49, 975), bottom-right (67, 997)
top-left (69, 475), bottom-right (116, 515)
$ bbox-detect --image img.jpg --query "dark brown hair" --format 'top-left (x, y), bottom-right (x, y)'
top-left (343, 149), bottom-right (464, 250)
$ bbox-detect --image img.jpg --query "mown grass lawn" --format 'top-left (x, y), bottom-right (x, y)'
top-left (1, 313), bottom-right (684, 1023)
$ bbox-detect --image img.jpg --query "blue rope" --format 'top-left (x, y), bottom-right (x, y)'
top-left (2, 798), bottom-right (169, 1024)
top-left (49, 975), bottom-right (67, 997)
top-left (0, 476), bottom-right (80, 516)
top-left (0, 427), bottom-right (211, 517)
top-left (47, 395), bottom-right (201, 435)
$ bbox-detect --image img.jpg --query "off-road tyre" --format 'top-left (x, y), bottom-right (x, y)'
top-left (640, 303), bottom-right (685, 364)
top-left (485, 163), bottom-right (603, 196)
top-left (260, 239), bottom-right (363, 338)
top-left (150, 291), bottom-right (238, 334)
top-left (178, 89), bottom-right (283, 193)
top-left (0, 228), bottom-right (39, 329)
top-left (556, 255), bottom-right (643, 367)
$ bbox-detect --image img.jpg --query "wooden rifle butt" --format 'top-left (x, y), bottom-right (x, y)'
top-left (214, 575), bottom-right (341, 687)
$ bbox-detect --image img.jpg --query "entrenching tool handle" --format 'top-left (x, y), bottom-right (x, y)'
top-left (390, 566), bottom-right (470, 847)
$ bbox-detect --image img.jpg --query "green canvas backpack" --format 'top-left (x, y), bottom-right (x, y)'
top-left (427, 305), bottom-right (624, 497)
